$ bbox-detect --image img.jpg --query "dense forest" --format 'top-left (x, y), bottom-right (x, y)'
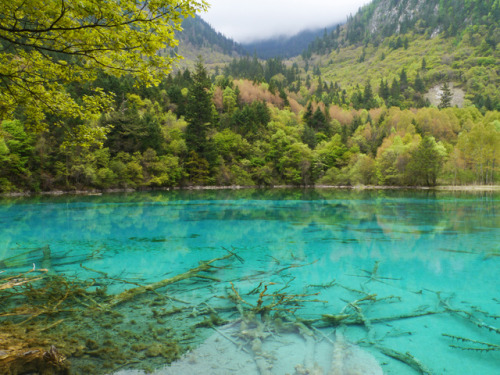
top-left (0, 0), bottom-right (499, 194)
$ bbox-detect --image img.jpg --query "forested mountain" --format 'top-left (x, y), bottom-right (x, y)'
top-left (166, 15), bottom-right (246, 68)
top-left (175, 17), bottom-right (336, 61)
top-left (0, 0), bottom-right (499, 194)
top-left (306, 0), bottom-right (499, 52)
top-left (243, 26), bottom-right (339, 59)
top-left (301, 0), bottom-right (500, 111)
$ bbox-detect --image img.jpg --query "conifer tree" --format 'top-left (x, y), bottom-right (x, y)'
top-left (438, 82), bottom-right (453, 109)
top-left (185, 59), bottom-right (213, 158)
top-left (379, 79), bottom-right (390, 101)
top-left (414, 74), bottom-right (426, 93)
top-left (363, 81), bottom-right (375, 109)
top-left (303, 102), bottom-right (314, 126)
top-left (408, 136), bottom-right (444, 186)
top-left (421, 58), bottom-right (427, 71)
top-left (399, 68), bottom-right (409, 92)
top-left (311, 107), bottom-right (327, 133)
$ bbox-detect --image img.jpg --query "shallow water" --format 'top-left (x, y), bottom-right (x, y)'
top-left (0, 189), bottom-right (499, 374)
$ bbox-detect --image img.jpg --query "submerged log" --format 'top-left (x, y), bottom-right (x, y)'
top-left (106, 253), bottom-right (234, 307)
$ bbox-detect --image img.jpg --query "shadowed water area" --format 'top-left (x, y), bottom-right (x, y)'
top-left (0, 189), bottom-right (498, 374)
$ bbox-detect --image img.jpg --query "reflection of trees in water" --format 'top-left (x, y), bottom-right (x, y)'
top-left (0, 189), bottom-right (497, 271)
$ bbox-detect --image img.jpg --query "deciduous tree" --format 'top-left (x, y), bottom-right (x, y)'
top-left (0, 0), bottom-right (208, 145)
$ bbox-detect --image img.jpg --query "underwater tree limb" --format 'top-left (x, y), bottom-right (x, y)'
top-left (106, 253), bottom-right (234, 307)
top-left (442, 333), bottom-right (500, 352)
top-left (319, 310), bottom-right (443, 327)
top-left (352, 299), bottom-right (433, 375)
top-left (80, 263), bottom-right (145, 287)
top-left (350, 297), bottom-right (376, 342)
top-left (211, 325), bottom-right (250, 353)
top-left (374, 344), bottom-right (433, 375)
top-left (438, 294), bottom-right (500, 335)
top-left (0, 268), bottom-right (48, 291)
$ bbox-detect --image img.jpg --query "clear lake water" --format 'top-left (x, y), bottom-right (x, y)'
top-left (0, 188), bottom-right (498, 374)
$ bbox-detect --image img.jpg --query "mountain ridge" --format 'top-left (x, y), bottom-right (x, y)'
top-left (242, 25), bottom-right (340, 59)
top-left (305, 0), bottom-right (500, 54)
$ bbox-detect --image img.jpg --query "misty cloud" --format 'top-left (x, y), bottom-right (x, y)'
top-left (201, 0), bottom-right (372, 43)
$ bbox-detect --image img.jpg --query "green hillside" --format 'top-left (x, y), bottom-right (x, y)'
top-left (302, 0), bottom-right (500, 110)
top-left (309, 0), bottom-right (499, 48)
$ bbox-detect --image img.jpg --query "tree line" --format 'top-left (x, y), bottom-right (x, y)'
top-left (1, 60), bottom-right (498, 193)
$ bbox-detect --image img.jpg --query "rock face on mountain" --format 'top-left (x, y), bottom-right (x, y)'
top-left (366, 0), bottom-right (439, 36)
top-left (345, 0), bottom-right (499, 44)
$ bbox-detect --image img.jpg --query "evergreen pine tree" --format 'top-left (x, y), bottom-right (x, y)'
top-left (185, 59), bottom-right (213, 157)
top-left (303, 102), bottom-right (314, 127)
top-left (311, 107), bottom-right (327, 133)
top-left (389, 78), bottom-right (401, 106)
top-left (316, 76), bottom-right (324, 97)
top-left (399, 68), bottom-right (408, 92)
top-left (363, 81), bottom-right (375, 109)
top-left (408, 136), bottom-right (443, 186)
top-left (421, 58), bottom-right (427, 71)
top-left (379, 79), bottom-right (389, 101)
top-left (414, 74), bottom-right (426, 93)
top-left (438, 82), bottom-right (453, 109)
top-left (484, 95), bottom-right (493, 111)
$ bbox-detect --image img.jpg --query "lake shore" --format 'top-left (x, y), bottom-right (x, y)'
top-left (1, 184), bottom-right (499, 198)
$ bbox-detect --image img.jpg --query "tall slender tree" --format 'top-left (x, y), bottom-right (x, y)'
top-left (185, 59), bottom-right (214, 158)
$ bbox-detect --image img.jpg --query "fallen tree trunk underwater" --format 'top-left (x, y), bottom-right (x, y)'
top-left (1, 251), bottom-right (498, 375)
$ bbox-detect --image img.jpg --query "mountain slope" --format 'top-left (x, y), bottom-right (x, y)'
top-left (243, 26), bottom-right (339, 59)
top-left (346, 0), bottom-right (498, 45)
top-left (164, 15), bottom-right (246, 69)
top-left (301, 0), bottom-right (500, 109)
top-left (306, 0), bottom-right (499, 53)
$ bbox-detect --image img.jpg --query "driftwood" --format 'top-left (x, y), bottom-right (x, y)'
top-left (3, 251), bottom-right (494, 375)
top-left (442, 333), bottom-right (500, 352)
top-left (320, 310), bottom-right (443, 327)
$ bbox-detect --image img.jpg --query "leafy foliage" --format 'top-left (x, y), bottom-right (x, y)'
top-left (0, 0), bottom-right (208, 145)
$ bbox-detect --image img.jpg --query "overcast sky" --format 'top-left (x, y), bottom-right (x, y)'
top-left (201, 0), bottom-right (373, 43)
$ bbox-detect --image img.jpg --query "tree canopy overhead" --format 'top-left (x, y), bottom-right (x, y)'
top-left (0, 0), bottom-right (208, 143)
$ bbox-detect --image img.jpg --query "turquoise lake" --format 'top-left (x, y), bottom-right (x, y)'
top-left (0, 189), bottom-right (499, 374)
